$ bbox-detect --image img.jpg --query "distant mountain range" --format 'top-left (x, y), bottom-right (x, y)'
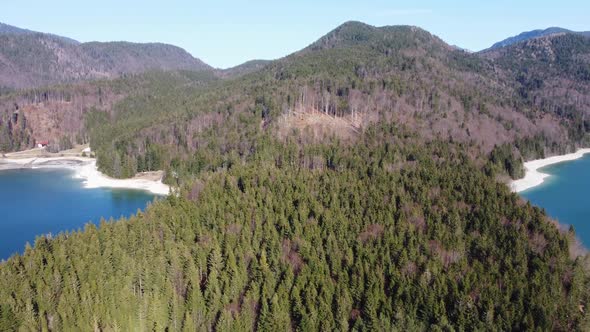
top-left (488, 27), bottom-right (590, 50)
top-left (0, 22), bottom-right (211, 90)
top-left (2, 21), bottom-right (589, 92)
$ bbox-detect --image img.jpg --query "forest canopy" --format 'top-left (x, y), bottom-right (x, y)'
top-left (1, 125), bottom-right (589, 331)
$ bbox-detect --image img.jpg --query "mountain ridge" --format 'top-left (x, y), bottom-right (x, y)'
top-left (0, 21), bottom-right (79, 44)
top-left (0, 22), bottom-right (211, 90)
top-left (4, 20), bottom-right (590, 161)
top-left (487, 26), bottom-right (590, 50)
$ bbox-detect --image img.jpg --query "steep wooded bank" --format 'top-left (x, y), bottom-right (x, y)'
top-left (0, 71), bottom-right (218, 153)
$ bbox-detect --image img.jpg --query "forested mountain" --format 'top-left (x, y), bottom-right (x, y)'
top-left (0, 22), bottom-right (38, 36)
top-left (0, 23), bottom-right (211, 90)
top-left (83, 22), bottom-right (590, 181)
top-left (0, 22), bottom-right (78, 44)
top-left (488, 27), bottom-right (590, 50)
top-left (1, 21), bottom-right (590, 330)
top-left (218, 60), bottom-right (272, 78)
top-left (5, 21), bottom-right (590, 167)
top-left (482, 33), bottom-right (590, 137)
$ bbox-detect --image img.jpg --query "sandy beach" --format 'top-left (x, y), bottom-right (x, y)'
top-left (510, 148), bottom-right (590, 193)
top-left (0, 156), bottom-right (170, 196)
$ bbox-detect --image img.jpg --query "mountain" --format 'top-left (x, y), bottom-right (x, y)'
top-left (218, 59), bottom-right (272, 78)
top-left (0, 23), bottom-right (211, 90)
top-left (0, 22), bottom-right (79, 44)
top-left (4, 20), bottom-right (587, 171)
top-left (488, 27), bottom-right (590, 50)
top-left (1, 21), bottom-right (590, 331)
top-left (4, 20), bottom-right (581, 183)
top-left (304, 21), bottom-right (452, 52)
top-left (6, 20), bottom-right (590, 178)
top-left (68, 20), bottom-right (589, 186)
top-left (0, 22), bottom-right (35, 35)
top-left (481, 33), bottom-right (590, 136)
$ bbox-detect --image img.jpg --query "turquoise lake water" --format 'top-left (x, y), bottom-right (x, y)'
top-left (521, 154), bottom-right (590, 246)
top-left (0, 168), bottom-right (157, 259)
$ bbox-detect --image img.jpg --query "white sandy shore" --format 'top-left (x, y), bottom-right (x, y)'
top-left (510, 148), bottom-right (590, 193)
top-left (0, 157), bottom-right (170, 196)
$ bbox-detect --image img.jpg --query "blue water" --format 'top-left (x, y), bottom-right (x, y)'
top-left (521, 154), bottom-right (590, 246)
top-left (0, 168), bottom-right (158, 259)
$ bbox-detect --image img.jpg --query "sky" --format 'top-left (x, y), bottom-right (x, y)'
top-left (1, 0), bottom-right (588, 68)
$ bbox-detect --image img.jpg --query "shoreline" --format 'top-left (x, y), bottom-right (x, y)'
top-left (510, 148), bottom-right (590, 193)
top-left (0, 157), bottom-right (170, 196)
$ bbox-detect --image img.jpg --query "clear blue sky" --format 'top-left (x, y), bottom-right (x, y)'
top-left (1, 0), bottom-right (588, 68)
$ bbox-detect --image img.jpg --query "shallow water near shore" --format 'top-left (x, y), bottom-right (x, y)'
top-left (521, 154), bottom-right (590, 247)
top-left (0, 168), bottom-right (157, 259)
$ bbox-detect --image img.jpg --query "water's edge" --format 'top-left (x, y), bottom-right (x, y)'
top-left (0, 168), bottom-right (158, 259)
top-left (510, 148), bottom-right (590, 193)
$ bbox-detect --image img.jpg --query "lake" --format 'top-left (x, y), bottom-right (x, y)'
top-left (0, 168), bottom-right (158, 259)
top-left (521, 153), bottom-right (590, 246)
